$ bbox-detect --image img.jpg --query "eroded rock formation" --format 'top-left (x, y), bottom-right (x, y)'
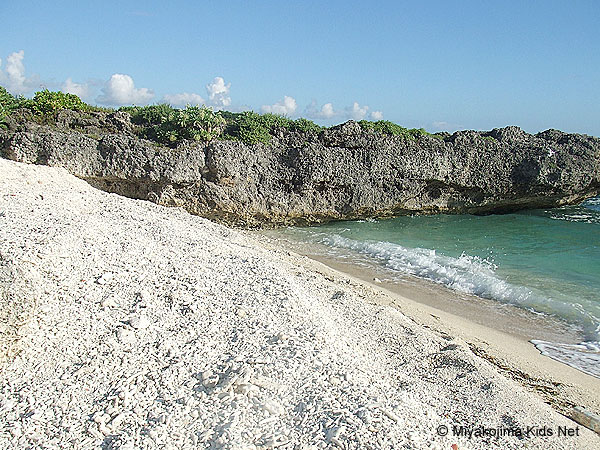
top-left (1, 110), bottom-right (598, 227)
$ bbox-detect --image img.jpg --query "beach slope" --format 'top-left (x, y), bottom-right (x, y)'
top-left (0, 158), bottom-right (597, 449)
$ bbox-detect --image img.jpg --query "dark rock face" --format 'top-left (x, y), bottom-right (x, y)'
top-left (1, 113), bottom-right (599, 227)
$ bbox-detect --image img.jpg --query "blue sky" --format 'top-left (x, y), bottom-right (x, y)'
top-left (1, 0), bottom-right (599, 135)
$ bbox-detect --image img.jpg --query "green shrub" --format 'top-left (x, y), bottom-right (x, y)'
top-left (122, 103), bottom-right (174, 127)
top-left (358, 120), bottom-right (432, 140)
top-left (221, 112), bottom-right (323, 144)
top-left (175, 105), bottom-right (226, 142)
top-left (260, 113), bottom-right (295, 131)
top-left (234, 111), bottom-right (273, 144)
top-left (291, 118), bottom-right (323, 134)
top-left (0, 86), bottom-right (18, 127)
top-left (0, 87), bottom-right (33, 128)
top-left (358, 120), bottom-right (401, 135)
top-left (2, 87), bottom-right (441, 149)
top-left (86, 105), bottom-right (115, 113)
top-left (1, 88), bottom-right (91, 125)
top-left (220, 111), bottom-right (272, 144)
top-left (121, 103), bottom-right (225, 146)
top-left (30, 89), bottom-right (88, 116)
top-left (407, 127), bottom-right (430, 138)
top-left (0, 86), bottom-right (16, 111)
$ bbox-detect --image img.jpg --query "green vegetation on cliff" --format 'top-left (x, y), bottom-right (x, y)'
top-left (221, 111), bottom-right (323, 144)
top-left (1, 87), bottom-right (439, 145)
top-left (121, 103), bottom-right (226, 145)
top-left (1, 87), bottom-right (112, 128)
top-left (357, 120), bottom-right (441, 140)
top-left (29, 90), bottom-right (89, 115)
top-left (0, 86), bottom-right (25, 127)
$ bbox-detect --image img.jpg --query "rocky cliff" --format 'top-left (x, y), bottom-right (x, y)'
top-left (1, 110), bottom-right (599, 227)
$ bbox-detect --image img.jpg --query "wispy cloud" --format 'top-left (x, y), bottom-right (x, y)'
top-left (96, 74), bottom-right (154, 105)
top-left (261, 95), bottom-right (297, 116)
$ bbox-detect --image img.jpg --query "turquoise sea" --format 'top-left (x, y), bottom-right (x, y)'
top-left (267, 197), bottom-right (600, 378)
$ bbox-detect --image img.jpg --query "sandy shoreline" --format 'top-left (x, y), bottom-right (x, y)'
top-left (252, 234), bottom-right (586, 344)
top-left (251, 234), bottom-right (600, 414)
top-left (1, 158), bottom-right (599, 449)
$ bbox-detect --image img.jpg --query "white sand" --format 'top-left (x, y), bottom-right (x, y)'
top-left (0, 158), bottom-right (598, 449)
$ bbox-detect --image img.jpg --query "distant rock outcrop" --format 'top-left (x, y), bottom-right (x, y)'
top-left (1, 110), bottom-right (599, 227)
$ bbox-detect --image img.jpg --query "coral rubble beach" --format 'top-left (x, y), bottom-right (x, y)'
top-left (1, 158), bottom-right (599, 449)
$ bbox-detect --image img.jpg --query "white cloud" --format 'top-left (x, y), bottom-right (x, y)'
top-left (162, 76), bottom-right (230, 108)
top-left (0, 50), bottom-right (40, 95)
top-left (318, 103), bottom-right (336, 119)
top-left (346, 102), bottom-right (369, 120)
top-left (5, 51), bottom-right (25, 91)
top-left (162, 92), bottom-right (205, 107)
top-left (61, 77), bottom-right (90, 99)
top-left (261, 95), bottom-right (297, 116)
top-left (304, 101), bottom-right (337, 119)
top-left (370, 110), bottom-right (384, 120)
top-left (97, 73), bottom-right (154, 105)
top-left (206, 76), bottom-right (231, 107)
top-left (305, 101), bottom-right (376, 122)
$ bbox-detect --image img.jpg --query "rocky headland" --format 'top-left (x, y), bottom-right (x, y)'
top-left (1, 109), bottom-right (599, 227)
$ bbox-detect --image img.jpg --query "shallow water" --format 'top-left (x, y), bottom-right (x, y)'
top-left (265, 197), bottom-right (600, 377)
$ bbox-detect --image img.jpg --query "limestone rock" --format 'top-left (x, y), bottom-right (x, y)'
top-left (2, 113), bottom-right (598, 227)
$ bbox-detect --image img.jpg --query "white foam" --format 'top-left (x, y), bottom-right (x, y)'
top-left (549, 197), bottom-right (600, 223)
top-left (316, 234), bottom-right (599, 340)
top-left (549, 212), bottom-right (599, 224)
top-left (321, 234), bottom-right (535, 304)
top-left (278, 227), bottom-right (600, 376)
top-left (531, 340), bottom-right (600, 378)
top-left (583, 197), bottom-right (600, 207)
